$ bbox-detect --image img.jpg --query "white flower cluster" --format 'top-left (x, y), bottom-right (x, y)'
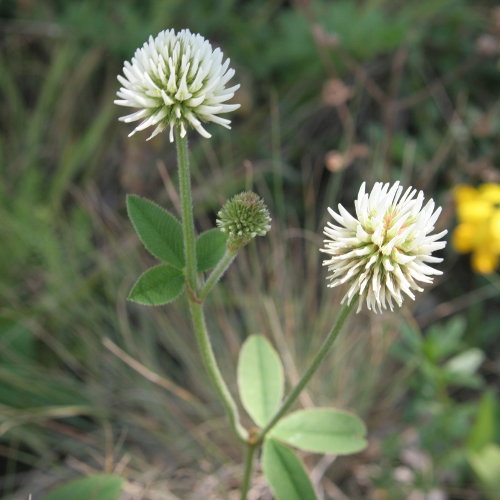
top-left (115, 29), bottom-right (240, 142)
top-left (321, 182), bottom-right (447, 313)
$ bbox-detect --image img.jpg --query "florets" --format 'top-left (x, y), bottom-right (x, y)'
top-left (217, 192), bottom-right (271, 250)
top-left (321, 182), bottom-right (447, 313)
top-left (115, 29), bottom-right (240, 142)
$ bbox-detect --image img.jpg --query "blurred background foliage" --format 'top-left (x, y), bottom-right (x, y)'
top-left (0, 0), bottom-right (499, 498)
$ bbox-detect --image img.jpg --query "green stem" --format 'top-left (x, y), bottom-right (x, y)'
top-left (260, 299), bottom-right (357, 439)
top-left (175, 127), bottom-right (198, 293)
top-left (240, 441), bottom-right (258, 500)
top-left (174, 128), bottom-right (246, 442)
top-left (189, 301), bottom-right (248, 442)
top-left (199, 247), bottom-right (238, 300)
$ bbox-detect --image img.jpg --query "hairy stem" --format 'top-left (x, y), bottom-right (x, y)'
top-left (239, 440), bottom-right (258, 500)
top-left (199, 247), bottom-right (238, 300)
top-left (175, 127), bottom-right (198, 293)
top-left (174, 128), bottom-right (246, 442)
top-left (189, 301), bottom-right (248, 442)
top-left (260, 300), bottom-right (357, 439)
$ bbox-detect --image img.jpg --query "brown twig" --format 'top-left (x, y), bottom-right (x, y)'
top-left (102, 337), bottom-right (200, 405)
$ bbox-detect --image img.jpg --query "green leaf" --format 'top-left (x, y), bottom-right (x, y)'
top-left (42, 474), bottom-right (123, 500)
top-left (445, 348), bottom-right (484, 377)
top-left (237, 335), bottom-right (284, 427)
top-left (426, 316), bottom-right (466, 360)
top-left (127, 194), bottom-right (184, 269)
top-left (467, 390), bottom-right (497, 452)
top-left (270, 408), bottom-right (367, 455)
top-left (262, 438), bottom-right (317, 500)
top-left (468, 445), bottom-right (500, 500)
top-left (128, 264), bottom-right (184, 306)
top-left (196, 229), bottom-right (228, 272)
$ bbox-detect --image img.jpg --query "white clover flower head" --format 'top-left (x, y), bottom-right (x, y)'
top-left (115, 29), bottom-right (240, 142)
top-left (321, 181), bottom-right (448, 313)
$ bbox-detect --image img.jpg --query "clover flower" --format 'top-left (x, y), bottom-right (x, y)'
top-left (217, 192), bottom-right (271, 250)
top-left (452, 183), bottom-right (500, 274)
top-left (321, 182), bottom-right (447, 313)
top-left (115, 29), bottom-right (240, 142)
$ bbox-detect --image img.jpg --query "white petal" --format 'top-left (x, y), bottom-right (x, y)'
top-left (115, 29), bottom-right (239, 139)
top-left (322, 181), bottom-right (447, 313)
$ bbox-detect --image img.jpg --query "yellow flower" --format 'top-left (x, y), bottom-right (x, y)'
top-left (452, 183), bottom-right (500, 274)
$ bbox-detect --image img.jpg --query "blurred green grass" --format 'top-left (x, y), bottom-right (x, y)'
top-left (1, 0), bottom-right (499, 498)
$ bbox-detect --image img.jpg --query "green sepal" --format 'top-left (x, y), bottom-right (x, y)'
top-left (128, 264), bottom-right (184, 306)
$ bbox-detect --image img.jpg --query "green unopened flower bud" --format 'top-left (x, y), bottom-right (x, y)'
top-left (216, 191), bottom-right (271, 250)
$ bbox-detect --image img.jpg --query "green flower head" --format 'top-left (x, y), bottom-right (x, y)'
top-left (216, 192), bottom-right (271, 250)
